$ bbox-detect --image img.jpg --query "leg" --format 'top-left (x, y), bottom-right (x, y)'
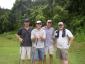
top-left (62, 49), bottom-right (68, 64)
top-left (38, 48), bottom-right (44, 64)
top-left (58, 49), bottom-right (68, 64)
top-left (62, 60), bottom-right (68, 64)
top-left (44, 47), bottom-right (48, 64)
top-left (49, 46), bottom-right (54, 64)
top-left (27, 47), bottom-right (32, 64)
top-left (38, 60), bottom-right (42, 64)
top-left (20, 60), bottom-right (25, 64)
top-left (49, 54), bottom-right (53, 64)
top-left (25, 60), bottom-right (32, 64)
top-left (20, 47), bottom-right (26, 64)
top-left (44, 55), bottom-right (46, 64)
top-left (32, 48), bottom-right (38, 64)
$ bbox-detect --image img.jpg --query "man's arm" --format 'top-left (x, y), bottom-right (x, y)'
top-left (31, 30), bottom-right (36, 42)
top-left (16, 34), bottom-right (23, 42)
top-left (67, 29), bottom-right (74, 45)
top-left (40, 30), bottom-right (46, 41)
top-left (53, 30), bottom-right (57, 48)
top-left (52, 28), bottom-right (56, 45)
top-left (16, 28), bottom-right (23, 42)
top-left (68, 36), bottom-right (74, 45)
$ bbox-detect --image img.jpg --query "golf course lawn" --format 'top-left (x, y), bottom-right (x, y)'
top-left (0, 32), bottom-right (85, 64)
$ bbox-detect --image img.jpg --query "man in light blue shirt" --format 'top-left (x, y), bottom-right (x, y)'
top-left (43, 20), bottom-right (55, 64)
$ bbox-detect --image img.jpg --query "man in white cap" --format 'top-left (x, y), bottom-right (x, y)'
top-left (31, 21), bottom-right (46, 64)
top-left (54, 22), bottom-right (74, 64)
top-left (43, 20), bottom-right (55, 64)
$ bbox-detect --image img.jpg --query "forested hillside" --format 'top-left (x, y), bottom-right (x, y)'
top-left (0, 0), bottom-right (85, 34)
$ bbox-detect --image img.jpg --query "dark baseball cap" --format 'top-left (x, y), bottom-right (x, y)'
top-left (24, 18), bottom-right (30, 22)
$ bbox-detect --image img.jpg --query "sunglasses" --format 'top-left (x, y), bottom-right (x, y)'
top-left (58, 24), bottom-right (63, 26)
top-left (36, 23), bottom-right (42, 25)
top-left (48, 22), bottom-right (52, 23)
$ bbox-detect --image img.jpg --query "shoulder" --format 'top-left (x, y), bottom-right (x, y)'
top-left (32, 28), bottom-right (36, 32)
top-left (31, 29), bottom-right (36, 35)
top-left (65, 29), bottom-right (71, 33)
top-left (41, 29), bottom-right (46, 35)
top-left (40, 29), bottom-right (45, 34)
top-left (41, 28), bottom-right (45, 32)
top-left (42, 26), bottom-right (46, 30)
top-left (17, 28), bottom-right (24, 35)
top-left (51, 27), bottom-right (54, 29)
top-left (42, 26), bottom-right (48, 30)
top-left (51, 27), bottom-right (55, 31)
top-left (65, 29), bottom-right (73, 36)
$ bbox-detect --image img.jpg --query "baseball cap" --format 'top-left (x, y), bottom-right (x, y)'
top-left (24, 18), bottom-right (30, 22)
top-left (36, 20), bottom-right (42, 24)
top-left (47, 20), bottom-right (52, 23)
top-left (58, 22), bottom-right (64, 25)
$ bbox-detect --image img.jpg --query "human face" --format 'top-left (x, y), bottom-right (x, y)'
top-left (58, 24), bottom-right (64, 30)
top-left (24, 22), bottom-right (30, 27)
top-left (47, 22), bottom-right (52, 28)
top-left (36, 23), bottom-right (42, 29)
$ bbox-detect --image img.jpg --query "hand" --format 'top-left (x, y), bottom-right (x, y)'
top-left (38, 35), bottom-right (44, 41)
top-left (39, 35), bottom-right (43, 39)
top-left (19, 38), bottom-right (23, 43)
top-left (36, 34), bottom-right (41, 40)
top-left (53, 43), bottom-right (57, 48)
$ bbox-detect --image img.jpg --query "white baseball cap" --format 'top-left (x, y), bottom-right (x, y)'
top-left (47, 20), bottom-right (52, 23)
top-left (58, 22), bottom-right (64, 25)
top-left (36, 20), bottom-right (42, 24)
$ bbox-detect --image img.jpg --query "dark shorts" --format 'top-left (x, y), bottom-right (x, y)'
top-left (32, 48), bottom-right (44, 61)
top-left (57, 48), bottom-right (68, 60)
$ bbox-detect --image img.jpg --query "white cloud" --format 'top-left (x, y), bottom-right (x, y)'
top-left (0, 0), bottom-right (16, 9)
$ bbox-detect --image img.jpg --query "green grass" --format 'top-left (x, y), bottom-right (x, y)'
top-left (0, 32), bottom-right (85, 64)
top-left (0, 32), bottom-right (19, 64)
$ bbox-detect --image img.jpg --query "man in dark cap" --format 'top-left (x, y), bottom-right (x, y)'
top-left (16, 18), bottom-right (32, 64)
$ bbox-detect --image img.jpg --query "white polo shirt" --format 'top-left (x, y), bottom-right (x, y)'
top-left (54, 29), bottom-right (73, 49)
top-left (31, 28), bottom-right (46, 48)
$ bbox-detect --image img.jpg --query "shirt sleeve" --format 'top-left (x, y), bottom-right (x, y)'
top-left (67, 29), bottom-right (73, 38)
top-left (31, 30), bottom-right (35, 39)
top-left (52, 28), bottom-right (55, 39)
top-left (17, 28), bottom-right (22, 35)
top-left (43, 30), bottom-right (46, 39)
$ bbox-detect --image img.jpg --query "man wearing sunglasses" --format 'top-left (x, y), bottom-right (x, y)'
top-left (43, 20), bottom-right (55, 64)
top-left (31, 21), bottom-right (46, 64)
top-left (54, 22), bottom-right (74, 64)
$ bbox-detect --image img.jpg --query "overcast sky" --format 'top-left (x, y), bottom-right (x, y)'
top-left (0, 0), bottom-right (16, 9)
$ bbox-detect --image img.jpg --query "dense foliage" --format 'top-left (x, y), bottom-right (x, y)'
top-left (0, 0), bottom-right (85, 34)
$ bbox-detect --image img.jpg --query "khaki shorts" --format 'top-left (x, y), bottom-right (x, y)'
top-left (20, 47), bottom-right (31, 60)
top-left (57, 48), bottom-right (68, 60)
top-left (45, 45), bottom-right (54, 55)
